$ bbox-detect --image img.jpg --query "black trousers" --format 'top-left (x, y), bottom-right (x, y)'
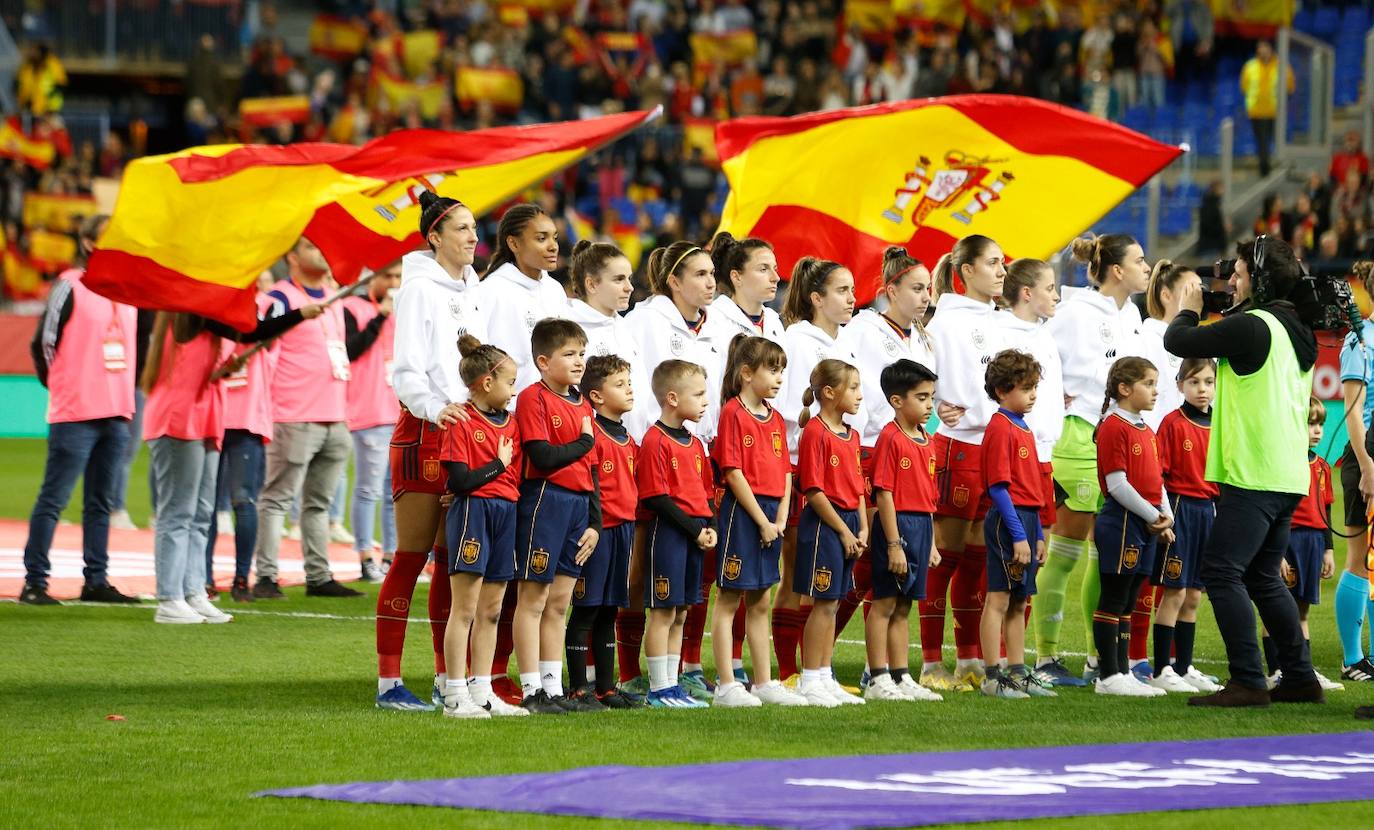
top-left (1250, 117), bottom-right (1276, 176)
top-left (1200, 484), bottom-right (1314, 689)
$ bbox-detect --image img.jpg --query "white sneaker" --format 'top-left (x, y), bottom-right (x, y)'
top-left (1095, 673), bottom-right (1158, 697)
top-left (863, 674), bottom-right (907, 701)
top-left (109, 509), bottom-right (138, 531)
top-left (1180, 666), bottom-right (1222, 693)
top-left (797, 678), bottom-right (840, 708)
top-left (826, 676), bottom-right (866, 705)
top-left (483, 694), bottom-right (531, 717)
top-left (286, 524), bottom-right (302, 541)
top-left (443, 687), bottom-right (492, 719)
top-left (1129, 673), bottom-right (1167, 696)
top-left (185, 594), bottom-right (233, 623)
top-left (329, 522), bottom-right (356, 545)
top-left (1149, 666), bottom-right (1195, 693)
top-left (1267, 670), bottom-right (1281, 690)
top-left (359, 559), bottom-right (384, 583)
top-left (154, 599), bottom-right (204, 624)
top-left (896, 674), bottom-right (944, 701)
top-left (751, 680), bottom-right (809, 706)
top-left (713, 682), bottom-right (763, 708)
top-left (216, 510), bottom-right (233, 531)
top-left (1315, 670), bottom-right (1345, 691)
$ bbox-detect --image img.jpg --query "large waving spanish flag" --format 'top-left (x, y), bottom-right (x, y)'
top-left (86, 109), bottom-right (659, 330)
top-left (715, 95), bottom-right (1182, 305)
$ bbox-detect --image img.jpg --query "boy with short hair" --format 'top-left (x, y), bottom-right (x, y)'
top-left (636, 359), bottom-right (717, 708)
top-left (513, 319), bottom-right (603, 715)
top-left (979, 349), bottom-right (1054, 700)
top-left (565, 355), bottom-right (643, 709)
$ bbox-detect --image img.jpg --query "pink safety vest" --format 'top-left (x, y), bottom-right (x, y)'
top-left (222, 293), bottom-right (278, 441)
top-left (342, 294), bottom-right (399, 432)
top-left (45, 270), bottom-right (137, 424)
top-left (268, 279), bottom-right (347, 424)
top-left (142, 327), bottom-right (230, 449)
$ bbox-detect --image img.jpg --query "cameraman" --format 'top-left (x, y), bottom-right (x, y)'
top-left (1164, 236), bottom-right (1323, 707)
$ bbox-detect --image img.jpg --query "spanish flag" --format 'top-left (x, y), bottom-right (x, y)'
top-left (1211, 0), bottom-right (1293, 38)
top-left (688, 30), bottom-right (757, 68)
top-left (455, 66), bottom-right (523, 112)
top-left (239, 95), bottom-right (312, 127)
top-left (715, 95), bottom-right (1182, 305)
top-left (309, 15), bottom-right (369, 61)
top-left (371, 68), bottom-right (448, 120)
top-left (85, 109), bottom-right (661, 330)
top-left (682, 117), bottom-right (719, 165)
top-left (0, 118), bottom-right (56, 169)
top-left (845, 0), bottom-right (896, 35)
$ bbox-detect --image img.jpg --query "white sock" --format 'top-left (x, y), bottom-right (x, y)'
top-left (648, 655), bottom-right (672, 692)
top-left (435, 672), bottom-right (447, 690)
top-left (586, 665), bottom-right (597, 684)
top-left (683, 661), bottom-right (703, 674)
top-left (444, 678), bottom-right (467, 702)
top-left (519, 672), bottom-right (541, 697)
top-left (732, 658), bottom-right (744, 671)
top-left (800, 668), bottom-right (823, 687)
top-left (539, 660), bottom-right (563, 697)
top-left (1085, 656), bottom-right (1099, 669)
top-left (378, 677), bottom-right (402, 696)
top-left (470, 676), bottom-right (492, 706)
top-left (667, 651), bottom-right (682, 682)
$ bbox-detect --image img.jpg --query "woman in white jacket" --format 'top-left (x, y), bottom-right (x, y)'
top-left (565, 240), bottom-right (652, 432)
top-left (918, 234), bottom-right (1008, 692)
top-left (472, 204), bottom-right (571, 398)
top-left (701, 232), bottom-right (786, 351)
top-left (380, 192), bottom-right (486, 712)
top-left (1039, 233), bottom-right (1150, 682)
top-left (1139, 259), bottom-right (1195, 430)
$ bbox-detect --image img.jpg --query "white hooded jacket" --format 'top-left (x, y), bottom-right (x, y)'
top-left (1047, 286), bottom-right (1145, 424)
top-left (567, 298), bottom-right (655, 438)
top-left (623, 293), bottom-right (722, 442)
top-left (392, 251), bottom-right (485, 423)
top-left (927, 292), bottom-right (1004, 445)
top-left (838, 308), bottom-right (937, 448)
top-left (1139, 316), bottom-right (1185, 431)
top-left (471, 261), bottom-right (571, 397)
top-left (779, 319), bottom-right (859, 463)
top-left (998, 310), bottom-right (1065, 461)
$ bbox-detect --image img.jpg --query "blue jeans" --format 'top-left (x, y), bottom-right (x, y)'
top-left (351, 424), bottom-right (396, 557)
top-left (113, 388), bottom-right (148, 512)
top-left (1139, 72), bottom-right (1165, 110)
top-left (23, 417), bottom-right (131, 589)
top-left (205, 430), bottom-right (265, 582)
top-left (149, 437), bottom-right (219, 601)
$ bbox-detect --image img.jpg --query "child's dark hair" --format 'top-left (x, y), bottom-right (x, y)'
top-left (581, 354), bottom-right (631, 399)
top-left (569, 239), bottom-right (626, 300)
top-left (1146, 259), bottom-right (1195, 320)
top-left (1177, 356), bottom-right (1215, 383)
top-left (782, 256), bottom-right (845, 325)
top-left (799, 358), bottom-right (858, 428)
top-left (418, 191), bottom-right (466, 249)
top-left (484, 203), bottom-right (549, 278)
top-left (645, 240), bottom-right (707, 296)
top-left (720, 333), bottom-right (787, 402)
top-left (983, 349), bottom-right (1043, 403)
top-left (710, 231), bottom-right (772, 298)
top-left (530, 318), bottom-right (587, 360)
top-left (1070, 232), bottom-right (1137, 286)
top-left (651, 359), bottom-right (707, 404)
top-left (1308, 396), bottom-right (1326, 426)
top-left (457, 334), bottom-right (510, 387)
top-left (1094, 356), bottom-right (1157, 439)
top-left (932, 234), bottom-right (997, 297)
top-left (1001, 258), bottom-right (1050, 309)
top-left (880, 358), bottom-right (938, 404)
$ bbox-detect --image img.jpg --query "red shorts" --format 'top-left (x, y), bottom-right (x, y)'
top-left (1038, 461), bottom-right (1057, 529)
top-left (932, 433), bottom-right (989, 522)
top-left (390, 409), bottom-right (447, 500)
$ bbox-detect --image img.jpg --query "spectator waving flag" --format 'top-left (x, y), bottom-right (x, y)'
top-left (85, 109), bottom-right (660, 330)
top-left (714, 95), bottom-right (1182, 305)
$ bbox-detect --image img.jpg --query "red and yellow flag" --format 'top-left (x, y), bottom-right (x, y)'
top-left (845, 0), bottom-right (896, 34)
top-left (455, 66), bottom-right (523, 112)
top-left (27, 228), bottom-right (77, 272)
top-left (1211, 0), bottom-right (1293, 38)
top-left (688, 30), bottom-right (758, 68)
top-left (239, 96), bottom-right (312, 127)
top-left (0, 118), bottom-right (56, 169)
top-left (85, 109), bottom-right (661, 330)
top-left (23, 192), bottom-right (98, 233)
top-left (397, 29), bottom-right (443, 79)
top-left (715, 95), bottom-right (1182, 305)
top-left (3, 245), bottom-right (43, 299)
top-left (371, 68), bottom-right (448, 120)
top-left (682, 117), bottom-right (719, 165)
top-left (309, 15), bottom-right (369, 61)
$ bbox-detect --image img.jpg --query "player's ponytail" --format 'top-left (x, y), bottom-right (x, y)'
top-left (457, 333), bottom-right (510, 387)
top-left (1145, 259), bottom-right (1196, 320)
top-left (800, 358), bottom-right (857, 427)
top-left (931, 234), bottom-right (997, 300)
top-left (709, 231), bottom-right (772, 298)
top-left (1072, 232), bottom-right (1136, 286)
top-left (645, 240), bottom-right (705, 297)
top-left (419, 191), bottom-right (466, 250)
top-left (781, 256), bottom-right (843, 325)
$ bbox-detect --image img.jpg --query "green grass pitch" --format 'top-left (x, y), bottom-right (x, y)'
top-left (2, 437), bottom-right (1372, 829)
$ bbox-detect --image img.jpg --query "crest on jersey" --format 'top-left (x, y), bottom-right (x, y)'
top-left (723, 554), bottom-right (743, 582)
top-left (1283, 566), bottom-right (1298, 589)
top-left (1131, 442), bottom-right (1142, 456)
top-left (880, 151), bottom-right (1015, 228)
top-left (744, 434), bottom-right (755, 448)
top-left (952, 484), bottom-right (970, 508)
top-left (595, 342), bottom-right (610, 356)
top-left (552, 415), bottom-right (563, 429)
top-left (1099, 323), bottom-right (1115, 344)
top-left (671, 457), bottom-right (679, 470)
top-left (771, 432), bottom-right (783, 457)
top-left (928, 456), bottom-right (937, 476)
top-left (1122, 545), bottom-right (1140, 570)
top-left (900, 457), bottom-right (912, 470)
top-left (461, 539), bottom-right (481, 565)
top-left (524, 309), bottom-right (537, 329)
top-left (815, 347), bottom-right (827, 364)
top-left (473, 429), bottom-right (486, 443)
top-left (602, 459), bottom-right (615, 474)
top-left (1165, 556), bottom-right (1183, 581)
top-left (669, 332), bottom-right (685, 357)
top-left (422, 459), bottom-right (441, 482)
top-left (1018, 446), bottom-right (1030, 459)
top-left (695, 456), bottom-right (704, 473)
top-left (813, 567), bottom-right (833, 593)
top-left (829, 454), bottom-right (840, 467)
top-left (1076, 481), bottom-right (1094, 503)
top-left (971, 329), bottom-right (986, 351)
top-left (574, 577), bottom-right (586, 600)
top-left (448, 298), bottom-right (466, 321)
top-left (654, 575), bottom-right (671, 601)
top-left (1183, 438), bottom-right (1194, 452)
top-left (530, 548), bottom-right (550, 575)
top-left (1008, 561), bottom-right (1025, 582)
top-left (883, 338), bottom-right (899, 357)
top-left (386, 596), bottom-right (410, 613)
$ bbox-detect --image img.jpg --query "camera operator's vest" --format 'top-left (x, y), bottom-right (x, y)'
top-left (1207, 309), bottom-right (1312, 495)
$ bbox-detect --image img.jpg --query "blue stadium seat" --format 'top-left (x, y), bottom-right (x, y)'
top-left (1340, 6), bottom-right (1369, 34)
top-left (1311, 8), bottom-right (1340, 41)
top-left (642, 199), bottom-right (669, 227)
top-left (1293, 8), bottom-right (1316, 34)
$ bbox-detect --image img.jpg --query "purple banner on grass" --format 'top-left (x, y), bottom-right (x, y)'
top-left (260, 732), bottom-right (1374, 829)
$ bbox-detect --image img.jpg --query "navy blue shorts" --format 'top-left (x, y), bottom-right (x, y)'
top-left (1285, 527), bottom-right (1326, 605)
top-left (717, 493), bottom-right (782, 592)
top-left (514, 480), bottom-right (590, 584)
top-left (575, 521), bottom-right (634, 608)
top-left (794, 505), bottom-right (859, 601)
top-left (1094, 497), bottom-right (1158, 577)
top-left (644, 517), bottom-right (704, 608)
top-left (869, 511), bottom-right (934, 601)
top-left (1152, 494), bottom-right (1213, 590)
top-left (984, 506), bottom-right (1043, 599)
top-left (445, 495), bottom-right (516, 581)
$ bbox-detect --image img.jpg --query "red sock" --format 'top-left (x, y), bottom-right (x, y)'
top-left (428, 548), bottom-right (451, 674)
top-left (951, 544), bottom-right (987, 661)
top-left (1128, 583), bottom-right (1158, 663)
top-left (376, 551), bottom-right (427, 677)
top-left (682, 600), bottom-right (707, 665)
top-left (616, 609), bottom-right (645, 682)
top-left (772, 607), bottom-right (806, 679)
top-left (731, 602), bottom-right (746, 661)
top-left (833, 553), bottom-right (872, 642)
top-left (492, 582), bottom-right (517, 675)
top-left (918, 548), bottom-right (960, 663)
